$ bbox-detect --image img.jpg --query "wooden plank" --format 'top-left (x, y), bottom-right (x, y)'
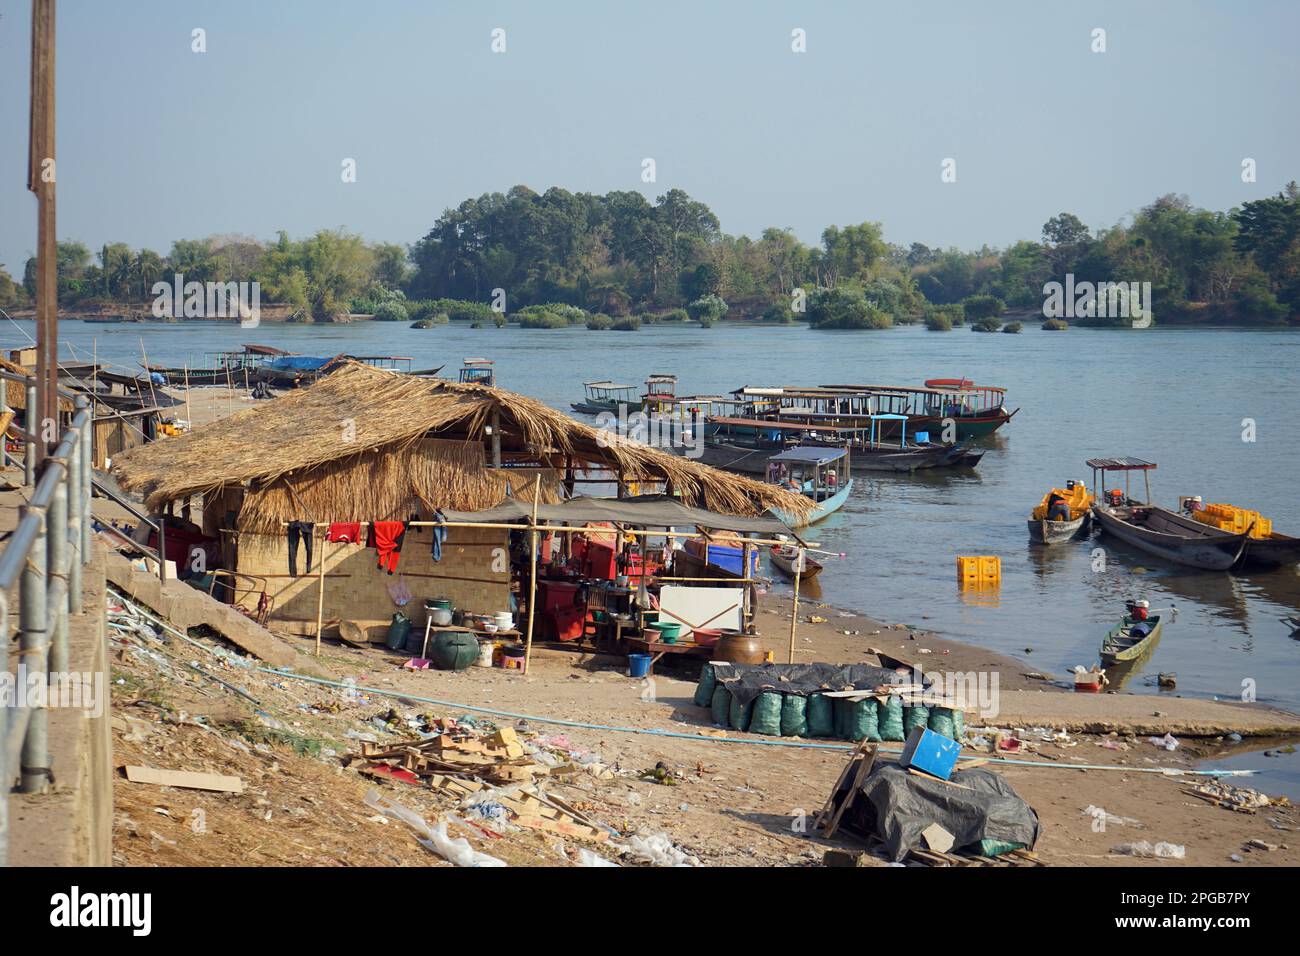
top-left (822, 745), bottom-right (877, 838)
top-left (814, 738), bottom-right (870, 829)
top-left (124, 765), bottom-right (244, 793)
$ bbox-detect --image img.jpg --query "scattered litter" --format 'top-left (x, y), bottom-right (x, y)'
top-left (363, 788), bottom-right (505, 866)
top-left (1148, 733), bottom-right (1179, 751)
top-left (1083, 805), bottom-right (1142, 828)
top-left (618, 831), bottom-right (700, 867)
top-left (1110, 840), bottom-right (1185, 859)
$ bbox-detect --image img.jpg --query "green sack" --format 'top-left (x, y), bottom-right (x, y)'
top-left (928, 707), bottom-right (956, 740)
top-left (710, 685), bottom-right (731, 726)
top-left (749, 692), bottom-right (783, 736)
top-left (833, 698), bottom-right (849, 739)
top-left (842, 698), bottom-right (881, 741)
top-left (693, 664), bottom-right (717, 708)
top-left (728, 694), bottom-right (753, 732)
top-left (807, 693), bottom-right (835, 737)
top-left (953, 708), bottom-right (966, 741)
top-left (879, 695), bottom-right (905, 741)
top-left (780, 693), bottom-right (808, 737)
top-left (904, 704), bottom-right (931, 737)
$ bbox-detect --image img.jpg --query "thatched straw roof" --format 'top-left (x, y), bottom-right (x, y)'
top-left (112, 361), bottom-right (812, 524)
top-left (1, 356), bottom-right (75, 413)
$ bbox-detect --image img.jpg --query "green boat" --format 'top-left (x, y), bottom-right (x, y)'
top-left (1100, 611), bottom-right (1164, 666)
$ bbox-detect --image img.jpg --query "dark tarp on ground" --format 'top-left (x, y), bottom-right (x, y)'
top-left (439, 494), bottom-right (796, 537)
top-left (849, 763), bottom-right (1041, 862)
top-left (712, 662), bottom-right (917, 708)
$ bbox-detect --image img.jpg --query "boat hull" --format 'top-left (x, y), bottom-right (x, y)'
top-left (1092, 505), bottom-right (1248, 570)
top-left (694, 441), bottom-right (969, 475)
top-left (771, 479), bottom-right (852, 527)
top-left (769, 547), bottom-right (823, 579)
top-left (1028, 512), bottom-right (1090, 544)
top-left (1100, 615), bottom-right (1164, 665)
top-left (1240, 533), bottom-right (1300, 569)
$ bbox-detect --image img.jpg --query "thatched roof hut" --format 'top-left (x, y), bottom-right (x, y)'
top-left (111, 361), bottom-right (811, 532)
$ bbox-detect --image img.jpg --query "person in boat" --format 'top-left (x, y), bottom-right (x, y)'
top-left (1047, 492), bottom-right (1070, 522)
top-left (1182, 495), bottom-right (1203, 515)
top-left (826, 468), bottom-right (838, 489)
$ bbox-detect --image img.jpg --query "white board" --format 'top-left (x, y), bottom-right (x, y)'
top-left (657, 585), bottom-right (743, 632)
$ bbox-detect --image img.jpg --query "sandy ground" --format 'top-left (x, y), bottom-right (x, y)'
top-left (106, 583), bottom-right (1299, 868)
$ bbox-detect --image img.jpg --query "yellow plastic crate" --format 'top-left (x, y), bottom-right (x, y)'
top-left (957, 555), bottom-right (1001, 587)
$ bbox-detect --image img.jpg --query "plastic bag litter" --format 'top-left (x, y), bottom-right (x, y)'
top-left (364, 788), bottom-right (506, 867)
top-left (1111, 840), bottom-right (1185, 859)
top-left (387, 575), bottom-right (413, 607)
top-left (618, 832), bottom-right (701, 867)
top-left (1148, 733), bottom-right (1180, 751)
top-left (575, 848), bottom-right (620, 867)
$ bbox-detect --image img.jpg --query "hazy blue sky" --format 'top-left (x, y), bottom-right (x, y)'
top-left (2, 0), bottom-right (1297, 276)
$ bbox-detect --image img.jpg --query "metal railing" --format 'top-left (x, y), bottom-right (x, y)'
top-left (0, 386), bottom-right (94, 867)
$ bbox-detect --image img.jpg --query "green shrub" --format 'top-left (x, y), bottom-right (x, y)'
top-left (925, 314), bottom-right (952, 331)
top-left (586, 313), bottom-right (613, 330)
top-left (962, 294), bottom-right (1006, 320)
top-left (1041, 318), bottom-right (1068, 331)
top-left (1001, 321), bottom-right (1023, 333)
top-left (373, 301), bottom-right (409, 322)
top-left (925, 302), bottom-right (965, 326)
top-left (660, 308), bottom-right (690, 323)
top-left (971, 318), bottom-right (1000, 332)
top-left (516, 309), bottom-right (570, 329)
top-left (762, 302), bottom-right (795, 324)
top-left (611, 316), bottom-right (641, 331)
top-left (687, 294), bottom-right (728, 326)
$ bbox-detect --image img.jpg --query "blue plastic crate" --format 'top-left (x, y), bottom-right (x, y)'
top-left (898, 725), bottom-right (961, 781)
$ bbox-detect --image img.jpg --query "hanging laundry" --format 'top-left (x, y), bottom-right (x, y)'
top-left (387, 574), bottom-right (413, 607)
top-left (287, 521), bottom-right (314, 576)
top-left (327, 521), bottom-right (361, 544)
top-left (368, 520), bottom-right (407, 574)
top-left (430, 509), bottom-right (447, 562)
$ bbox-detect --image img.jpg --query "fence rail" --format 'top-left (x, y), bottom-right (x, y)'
top-left (0, 376), bottom-right (94, 867)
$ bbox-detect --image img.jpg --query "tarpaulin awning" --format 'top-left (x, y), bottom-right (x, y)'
top-left (768, 446), bottom-right (848, 466)
top-left (438, 494), bottom-right (796, 536)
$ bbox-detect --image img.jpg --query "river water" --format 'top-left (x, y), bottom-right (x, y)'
top-left (11, 318), bottom-right (1300, 759)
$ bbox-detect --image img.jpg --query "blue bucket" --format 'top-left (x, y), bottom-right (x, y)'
top-left (628, 653), bottom-right (652, 678)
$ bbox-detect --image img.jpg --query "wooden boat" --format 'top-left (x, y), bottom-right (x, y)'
top-left (1087, 457), bottom-right (1253, 570)
top-left (701, 415), bottom-right (975, 475)
top-left (769, 544), bottom-right (822, 579)
top-left (1100, 613), bottom-right (1164, 665)
top-left (1241, 532), bottom-right (1300, 569)
top-left (765, 446), bottom-right (852, 526)
top-left (571, 380), bottom-right (639, 415)
top-left (459, 358), bottom-right (495, 386)
top-left (1092, 505), bottom-right (1251, 570)
top-left (1028, 481), bottom-right (1093, 544)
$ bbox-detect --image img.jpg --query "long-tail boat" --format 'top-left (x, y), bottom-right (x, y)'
top-left (1088, 458), bottom-right (1254, 570)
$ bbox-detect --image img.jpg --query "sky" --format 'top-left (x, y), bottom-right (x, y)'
top-left (2, 0), bottom-right (1298, 276)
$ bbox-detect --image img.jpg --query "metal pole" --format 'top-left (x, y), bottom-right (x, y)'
top-left (67, 411), bottom-right (83, 614)
top-left (24, 381), bottom-right (36, 486)
top-left (80, 409), bottom-right (92, 558)
top-left (48, 467), bottom-right (69, 674)
top-left (19, 504), bottom-right (50, 793)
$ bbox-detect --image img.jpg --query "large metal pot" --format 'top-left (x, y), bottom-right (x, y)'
top-left (713, 630), bottom-right (764, 664)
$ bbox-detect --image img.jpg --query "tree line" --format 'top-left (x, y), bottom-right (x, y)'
top-left (2, 181), bottom-right (1296, 328)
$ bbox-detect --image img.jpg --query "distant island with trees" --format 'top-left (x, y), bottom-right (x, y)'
top-left (2, 181), bottom-right (1297, 332)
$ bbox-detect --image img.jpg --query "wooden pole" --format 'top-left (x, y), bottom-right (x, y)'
top-left (139, 337), bottom-right (160, 410)
top-left (30, 0), bottom-right (58, 458)
top-left (314, 536), bottom-right (327, 656)
top-left (787, 548), bottom-right (802, 664)
top-left (522, 475), bottom-right (541, 675)
top-left (182, 363), bottom-right (193, 429)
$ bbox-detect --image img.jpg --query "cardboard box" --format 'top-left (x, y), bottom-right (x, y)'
top-left (898, 725), bottom-right (961, 781)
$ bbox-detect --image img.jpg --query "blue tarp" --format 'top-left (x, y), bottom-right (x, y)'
top-left (268, 356), bottom-right (332, 371)
top-left (768, 445), bottom-right (848, 465)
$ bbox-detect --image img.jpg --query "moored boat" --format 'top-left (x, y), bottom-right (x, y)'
top-left (1028, 479), bottom-right (1092, 544)
top-left (769, 544), bottom-right (822, 579)
top-left (571, 380), bottom-right (639, 415)
top-left (1100, 602), bottom-right (1164, 665)
top-left (765, 446), bottom-right (852, 526)
top-left (1088, 457), bottom-right (1252, 570)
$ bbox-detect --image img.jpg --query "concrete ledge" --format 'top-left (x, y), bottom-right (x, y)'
top-left (967, 688), bottom-right (1300, 738)
top-left (8, 542), bottom-right (113, 866)
top-left (102, 548), bottom-right (323, 675)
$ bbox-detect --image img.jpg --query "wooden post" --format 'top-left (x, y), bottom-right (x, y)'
top-left (139, 338), bottom-right (160, 411)
top-left (314, 535), bottom-right (327, 656)
top-left (182, 363), bottom-right (193, 429)
top-left (1143, 469), bottom-right (1152, 506)
top-left (29, 0), bottom-right (58, 458)
top-left (787, 548), bottom-right (802, 664)
top-left (522, 475), bottom-right (541, 675)
top-left (490, 408), bottom-right (501, 467)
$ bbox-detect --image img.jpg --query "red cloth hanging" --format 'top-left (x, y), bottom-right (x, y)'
top-left (327, 522), bottom-right (362, 543)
